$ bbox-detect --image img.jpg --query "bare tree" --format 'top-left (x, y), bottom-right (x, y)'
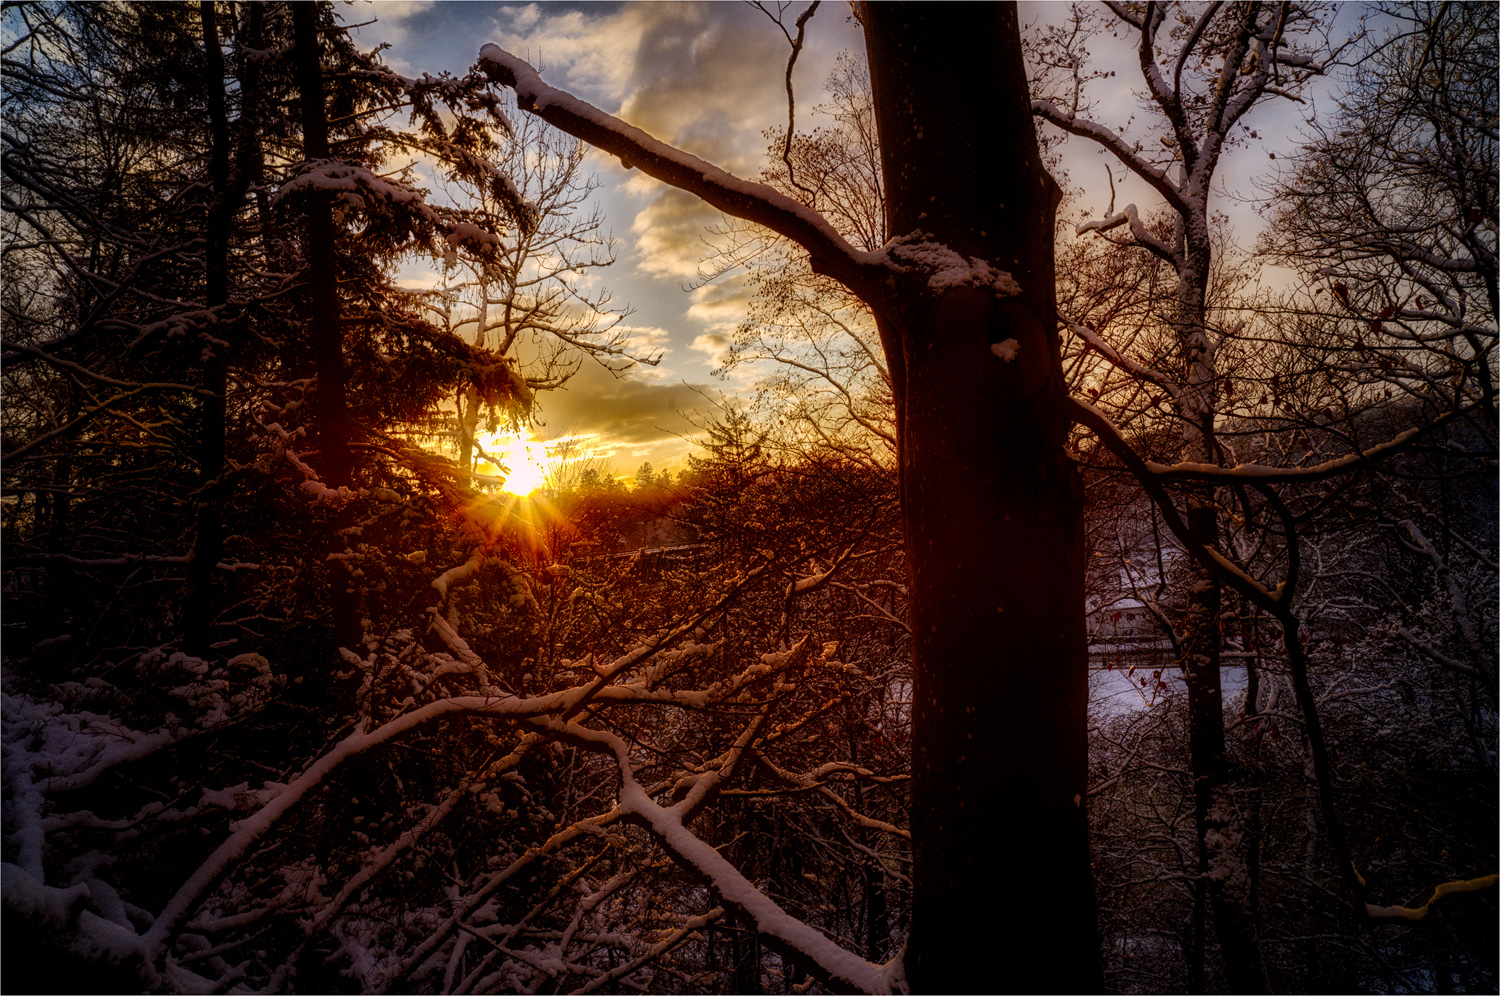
top-left (416, 104), bottom-right (646, 476)
top-left (1030, 6), bottom-right (1352, 986)
top-left (722, 53), bottom-right (897, 470)
top-left (1260, 0), bottom-right (1496, 433)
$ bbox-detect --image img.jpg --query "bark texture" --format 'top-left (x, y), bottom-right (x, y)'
top-left (863, 5), bottom-right (1101, 991)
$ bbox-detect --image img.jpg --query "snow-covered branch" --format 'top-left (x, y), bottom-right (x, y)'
top-left (1365, 875), bottom-right (1499, 921)
top-left (549, 718), bottom-right (901, 994)
top-left (476, 46), bottom-right (887, 298)
top-left (1030, 99), bottom-right (1188, 215)
top-left (1068, 320), bottom-right (1183, 401)
top-left (1074, 204), bottom-right (1183, 267)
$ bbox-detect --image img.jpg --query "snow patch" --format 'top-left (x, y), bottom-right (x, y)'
top-left (886, 235), bottom-right (1022, 296)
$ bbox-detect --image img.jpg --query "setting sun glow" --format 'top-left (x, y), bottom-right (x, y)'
top-left (478, 431), bottom-right (550, 496)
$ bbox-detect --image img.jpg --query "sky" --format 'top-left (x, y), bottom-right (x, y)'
top-left (348, 1), bottom-right (1357, 479)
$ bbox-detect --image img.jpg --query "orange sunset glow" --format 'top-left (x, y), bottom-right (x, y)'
top-left (476, 429), bottom-right (551, 496)
top-left (4, 3), bottom-right (1491, 994)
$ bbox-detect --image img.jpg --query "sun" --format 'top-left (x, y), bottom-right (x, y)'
top-left (477, 430), bottom-right (550, 496)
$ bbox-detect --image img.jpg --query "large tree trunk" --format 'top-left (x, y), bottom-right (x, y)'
top-left (477, 8), bottom-right (1104, 988)
top-left (863, 6), bottom-right (1100, 991)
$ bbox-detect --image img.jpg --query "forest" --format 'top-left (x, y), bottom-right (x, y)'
top-left (1, 2), bottom-right (1494, 993)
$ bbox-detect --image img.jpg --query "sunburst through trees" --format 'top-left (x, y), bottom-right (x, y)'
top-left (2, 3), bottom-right (1494, 994)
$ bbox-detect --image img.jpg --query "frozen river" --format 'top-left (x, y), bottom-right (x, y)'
top-left (1089, 656), bottom-right (1250, 715)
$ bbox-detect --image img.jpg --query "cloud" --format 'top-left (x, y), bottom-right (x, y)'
top-left (686, 275), bottom-right (755, 324)
top-left (369, 0), bottom-right (866, 298)
top-left (351, 2), bottom-right (496, 76)
top-left (472, 4), bottom-right (792, 283)
top-left (395, 269), bottom-right (445, 291)
top-left (485, 4), bottom-right (643, 104)
top-left (690, 333), bottom-right (733, 367)
top-left (614, 6), bottom-right (787, 168)
top-left (616, 324), bottom-right (672, 352)
top-left (348, 0), bottom-right (869, 462)
top-left (530, 360), bottom-right (717, 465)
top-left (629, 188), bottom-right (738, 280)
top-left (614, 325), bottom-right (676, 379)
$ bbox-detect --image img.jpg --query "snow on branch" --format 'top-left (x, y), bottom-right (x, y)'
top-left (1141, 420), bottom-right (1442, 483)
top-left (1067, 321), bottom-right (1182, 402)
top-left (754, 753), bottom-right (911, 840)
top-left (432, 549), bottom-right (485, 601)
top-left (357, 63), bottom-right (515, 138)
top-left (1394, 629), bottom-right (1483, 680)
top-left (272, 160), bottom-right (437, 217)
top-left (1365, 874), bottom-right (1499, 921)
top-left (137, 692), bottom-right (595, 960)
top-left (550, 718), bottom-right (900, 994)
top-left (572, 908), bottom-right (726, 995)
top-left (475, 45), bottom-right (886, 296)
top-left (0, 339), bottom-right (208, 393)
top-left (1074, 204), bottom-right (1182, 267)
top-left (1068, 397), bottom-right (1280, 613)
top-left (1030, 99), bottom-right (1188, 214)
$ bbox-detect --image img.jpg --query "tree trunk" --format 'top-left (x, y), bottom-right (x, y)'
top-left (292, 2), bottom-right (351, 490)
top-left (1178, 201), bottom-right (1267, 996)
top-left (186, 0), bottom-right (255, 655)
top-left (863, 5), bottom-right (1100, 991)
top-left (292, 2), bottom-right (360, 654)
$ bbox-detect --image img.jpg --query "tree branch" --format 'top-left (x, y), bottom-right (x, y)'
top-left (476, 46), bottom-right (885, 299)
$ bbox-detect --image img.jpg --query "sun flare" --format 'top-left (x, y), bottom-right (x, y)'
top-left (477, 431), bottom-right (550, 496)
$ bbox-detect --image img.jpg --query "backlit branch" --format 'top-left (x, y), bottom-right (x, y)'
top-left (476, 46), bottom-right (887, 298)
